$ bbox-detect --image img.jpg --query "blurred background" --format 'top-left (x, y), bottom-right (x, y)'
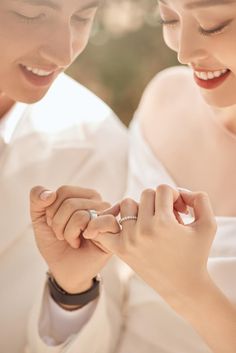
top-left (67, 0), bottom-right (178, 126)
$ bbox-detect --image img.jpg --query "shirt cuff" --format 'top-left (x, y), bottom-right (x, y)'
top-left (40, 285), bottom-right (98, 345)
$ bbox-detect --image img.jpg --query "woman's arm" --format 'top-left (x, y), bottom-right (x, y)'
top-left (175, 278), bottom-right (236, 353)
top-left (84, 186), bottom-right (236, 353)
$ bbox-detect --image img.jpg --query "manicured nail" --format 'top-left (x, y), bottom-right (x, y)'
top-left (40, 190), bottom-right (54, 201)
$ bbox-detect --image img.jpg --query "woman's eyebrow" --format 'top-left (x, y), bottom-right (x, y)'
top-left (13, 0), bottom-right (100, 11)
top-left (159, 0), bottom-right (235, 9)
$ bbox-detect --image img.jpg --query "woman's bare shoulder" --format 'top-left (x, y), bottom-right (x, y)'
top-left (138, 66), bottom-right (198, 115)
top-left (137, 66), bottom-right (201, 131)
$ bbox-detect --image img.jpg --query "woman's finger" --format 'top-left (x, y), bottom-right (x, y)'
top-left (138, 189), bottom-right (155, 220)
top-left (83, 214), bottom-right (120, 240)
top-left (119, 198), bottom-right (139, 234)
top-left (155, 185), bottom-right (180, 220)
top-left (179, 190), bottom-right (216, 232)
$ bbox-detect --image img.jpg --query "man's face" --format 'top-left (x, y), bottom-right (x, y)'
top-left (0, 0), bottom-right (99, 103)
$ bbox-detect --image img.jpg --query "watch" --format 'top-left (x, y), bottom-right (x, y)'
top-left (47, 273), bottom-right (100, 306)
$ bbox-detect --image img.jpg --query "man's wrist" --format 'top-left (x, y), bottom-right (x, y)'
top-left (47, 273), bottom-right (100, 310)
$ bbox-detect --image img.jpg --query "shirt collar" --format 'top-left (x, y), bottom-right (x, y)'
top-left (0, 102), bottom-right (27, 144)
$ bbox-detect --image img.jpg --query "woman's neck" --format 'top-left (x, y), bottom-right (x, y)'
top-left (212, 105), bottom-right (236, 136)
top-left (0, 93), bottom-right (15, 120)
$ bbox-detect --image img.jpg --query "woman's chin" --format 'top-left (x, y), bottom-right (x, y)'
top-left (201, 90), bottom-right (236, 109)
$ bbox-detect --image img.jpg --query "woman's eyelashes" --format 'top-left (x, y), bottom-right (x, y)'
top-left (198, 19), bottom-right (233, 36)
top-left (158, 18), bottom-right (178, 27)
top-left (159, 17), bottom-right (233, 37)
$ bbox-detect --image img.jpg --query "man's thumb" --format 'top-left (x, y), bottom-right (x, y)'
top-left (30, 186), bottom-right (57, 216)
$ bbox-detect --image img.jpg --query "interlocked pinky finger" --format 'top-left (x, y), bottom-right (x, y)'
top-left (63, 210), bottom-right (90, 248)
top-left (83, 215), bottom-right (120, 240)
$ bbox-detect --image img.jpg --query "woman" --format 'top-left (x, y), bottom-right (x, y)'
top-left (90, 0), bottom-right (236, 351)
top-left (34, 1), bottom-right (236, 352)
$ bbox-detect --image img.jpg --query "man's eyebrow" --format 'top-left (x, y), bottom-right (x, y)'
top-left (13, 0), bottom-right (101, 11)
top-left (159, 0), bottom-right (235, 10)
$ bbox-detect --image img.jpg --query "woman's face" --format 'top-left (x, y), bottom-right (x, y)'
top-left (158, 0), bottom-right (236, 108)
top-left (0, 0), bottom-right (99, 103)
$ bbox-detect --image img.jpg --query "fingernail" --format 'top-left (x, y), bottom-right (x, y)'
top-left (40, 190), bottom-right (54, 201)
top-left (178, 187), bottom-right (192, 194)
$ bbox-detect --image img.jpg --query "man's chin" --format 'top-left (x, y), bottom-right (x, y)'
top-left (15, 86), bottom-right (52, 104)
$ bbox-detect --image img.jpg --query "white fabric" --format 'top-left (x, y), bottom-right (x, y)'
top-left (0, 73), bottom-right (128, 353)
top-left (42, 288), bottom-right (98, 345)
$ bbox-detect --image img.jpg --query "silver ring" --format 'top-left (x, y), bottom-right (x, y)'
top-left (88, 210), bottom-right (98, 220)
top-left (119, 216), bottom-right (138, 225)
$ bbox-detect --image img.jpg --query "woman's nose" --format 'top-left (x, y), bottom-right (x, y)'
top-left (177, 25), bottom-right (209, 65)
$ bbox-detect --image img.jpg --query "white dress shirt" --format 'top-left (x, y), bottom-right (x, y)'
top-left (0, 73), bottom-right (128, 353)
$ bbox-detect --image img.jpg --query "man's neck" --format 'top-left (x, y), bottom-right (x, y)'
top-left (0, 94), bottom-right (15, 121)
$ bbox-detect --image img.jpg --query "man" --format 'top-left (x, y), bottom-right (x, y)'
top-left (0, 0), bottom-right (127, 351)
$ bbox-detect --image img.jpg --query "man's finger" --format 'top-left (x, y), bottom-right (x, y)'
top-left (30, 186), bottom-right (57, 221)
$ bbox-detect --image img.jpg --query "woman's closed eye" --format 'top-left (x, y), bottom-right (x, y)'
top-left (198, 19), bottom-right (233, 36)
top-left (158, 17), bottom-right (179, 27)
top-left (159, 17), bottom-right (233, 37)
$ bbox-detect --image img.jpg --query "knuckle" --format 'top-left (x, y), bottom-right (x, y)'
top-left (120, 198), bottom-right (136, 208)
top-left (57, 185), bottom-right (69, 196)
top-left (73, 211), bottom-right (89, 226)
top-left (101, 201), bottom-right (111, 210)
top-left (156, 184), bottom-right (170, 193)
top-left (89, 189), bottom-right (102, 200)
top-left (142, 188), bottom-right (155, 198)
top-left (197, 191), bottom-right (209, 201)
top-left (139, 224), bottom-right (152, 236)
top-left (63, 198), bottom-right (74, 212)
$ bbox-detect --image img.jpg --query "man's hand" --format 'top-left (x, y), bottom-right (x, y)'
top-left (30, 185), bottom-right (117, 294)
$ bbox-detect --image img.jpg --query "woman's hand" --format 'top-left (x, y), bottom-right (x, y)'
top-left (84, 185), bottom-right (236, 353)
top-left (84, 185), bottom-right (217, 302)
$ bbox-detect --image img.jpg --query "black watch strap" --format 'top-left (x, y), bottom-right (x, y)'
top-left (47, 273), bottom-right (100, 306)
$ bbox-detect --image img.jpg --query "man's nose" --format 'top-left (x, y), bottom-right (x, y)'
top-left (39, 23), bottom-right (76, 69)
top-left (177, 24), bottom-right (209, 65)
